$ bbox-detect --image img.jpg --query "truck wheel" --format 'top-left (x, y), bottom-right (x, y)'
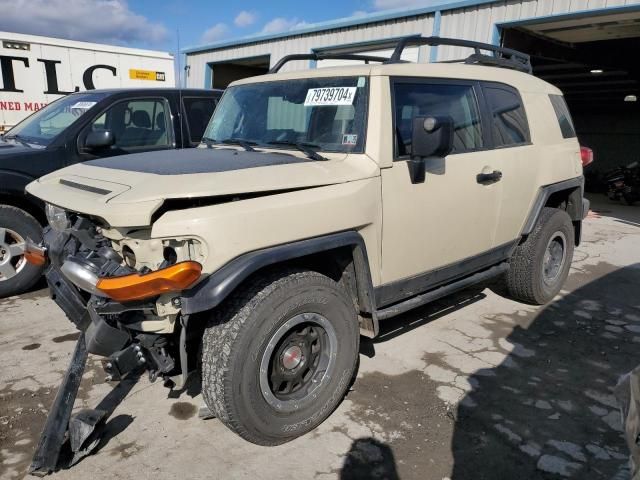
top-left (0, 205), bottom-right (43, 298)
top-left (505, 207), bottom-right (574, 305)
top-left (201, 269), bottom-right (359, 445)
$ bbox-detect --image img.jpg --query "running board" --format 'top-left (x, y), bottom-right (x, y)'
top-left (376, 262), bottom-right (509, 320)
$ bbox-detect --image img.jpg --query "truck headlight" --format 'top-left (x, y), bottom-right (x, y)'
top-left (45, 203), bottom-right (71, 231)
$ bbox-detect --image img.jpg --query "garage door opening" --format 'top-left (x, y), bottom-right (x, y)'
top-left (501, 9), bottom-right (640, 192)
top-left (208, 55), bottom-right (270, 89)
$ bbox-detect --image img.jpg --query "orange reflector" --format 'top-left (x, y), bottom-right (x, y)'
top-left (24, 242), bottom-right (47, 266)
top-left (96, 261), bottom-right (202, 302)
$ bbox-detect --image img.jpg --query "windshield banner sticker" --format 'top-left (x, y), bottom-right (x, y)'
top-left (70, 101), bottom-right (97, 116)
top-left (342, 134), bottom-right (358, 146)
top-left (304, 87), bottom-right (357, 106)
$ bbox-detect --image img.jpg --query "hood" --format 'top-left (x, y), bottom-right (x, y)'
top-left (26, 147), bottom-right (379, 227)
top-left (0, 140), bottom-right (46, 174)
top-left (0, 142), bottom-right (33, 155)
top-left (0, 139), bottom-right (43, 156)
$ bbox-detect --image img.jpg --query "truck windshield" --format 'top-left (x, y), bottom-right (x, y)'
top-left (203, 76), bottom-right (369, 154)
top-left (4, 92), bottom-right (108, 146)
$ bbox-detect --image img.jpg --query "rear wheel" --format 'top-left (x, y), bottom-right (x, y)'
top-left (201, 269), bottom-right (359, 445)
top-left (0, 205), bottom-right (43, 298)
top-left (504, 207), bottom-right (574, 305)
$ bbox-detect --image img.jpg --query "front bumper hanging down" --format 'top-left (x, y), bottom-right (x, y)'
top-left (28, 335), bottom-right (89, 476)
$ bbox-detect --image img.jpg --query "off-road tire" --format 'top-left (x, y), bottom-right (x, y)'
top-left (201, 269), bottom-right (359, 445)
top-left (504, 207), bottom-right (574, 305)
top-left (0, 205), bottom-right (43, 298)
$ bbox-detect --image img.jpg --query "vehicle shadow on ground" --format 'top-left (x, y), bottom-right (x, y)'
top-left (339, 437), bottom-right (400, 480)
top-left (449, 263), bottom-right (640, 479)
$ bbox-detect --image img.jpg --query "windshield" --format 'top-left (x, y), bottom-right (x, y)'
top-left (5, 92), bottom-right (109, 146)
top-left (204, 76), bottom-right (369, 153)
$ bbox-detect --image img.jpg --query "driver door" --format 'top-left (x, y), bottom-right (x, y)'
top-left (378, 78), bottom-right (502, 305)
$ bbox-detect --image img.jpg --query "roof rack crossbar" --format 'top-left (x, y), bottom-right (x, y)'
top-left (267, 36), bottom-right (531, 75)
top-left (268, 53), bottom-right (392, 74)
top-left (386, 35), bottom-right (532, 73)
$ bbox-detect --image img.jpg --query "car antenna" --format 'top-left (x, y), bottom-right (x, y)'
top-left (177, 28), bottom-right (185, 148)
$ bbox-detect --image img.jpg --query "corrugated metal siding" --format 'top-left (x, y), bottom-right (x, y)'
top-left (186, 16), bottom-right (434, 87)
top-left (186, 0), bottom-right (640, 88)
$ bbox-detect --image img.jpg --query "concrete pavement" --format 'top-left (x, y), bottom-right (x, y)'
top-left (1, 194), bottom-right (639, 479)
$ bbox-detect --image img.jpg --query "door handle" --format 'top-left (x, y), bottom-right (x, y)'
top-left (477, 170), bottom-right (503, 184)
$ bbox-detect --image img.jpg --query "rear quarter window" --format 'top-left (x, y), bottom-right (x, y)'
top-left (483, 84), bottom-right (530, 148)
top-left (549, 94), bottom-right (576, 139)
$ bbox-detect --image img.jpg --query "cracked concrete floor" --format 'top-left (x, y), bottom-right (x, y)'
top-left (1, 194), bottom-right (640, 480)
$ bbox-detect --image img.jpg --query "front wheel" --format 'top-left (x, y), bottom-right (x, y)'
top-left (201, 269), bottom-right (359, 445)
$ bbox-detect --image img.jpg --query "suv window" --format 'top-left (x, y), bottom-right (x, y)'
top-left (183, 97), bottom-right (217, 144)
top-left (90, 98), bottom-right (171, 149)
top-left (549, 94), bottom-right (576, 139)
top-left (393, 82), bottom-right (483, 156)
top-left (483, 85), bottom-right (529, 147)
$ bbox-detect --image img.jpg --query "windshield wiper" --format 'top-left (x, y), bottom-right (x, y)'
top-left (221, 138), bottom-right (257, 152)
top-left (266, 141), bottom-right (328, 161)
top-left (202, 137), bottom-right (257, 152)
top-left (4, 134), bottom-right (31, 148)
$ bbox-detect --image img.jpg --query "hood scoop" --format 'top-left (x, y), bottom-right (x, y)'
top-left (52, 174), bottom-right (132, 202)
top-left (59, 179), bottom-right (112, 196)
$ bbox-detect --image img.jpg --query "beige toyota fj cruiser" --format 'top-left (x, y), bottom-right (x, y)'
top-left (25, 37), bottom-right (589, 458)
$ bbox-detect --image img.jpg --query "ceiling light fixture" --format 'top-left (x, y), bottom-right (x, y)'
top-left (590, 69), bottom-right (603, 74)
top-left (624, 95), bottom-right (637, 102)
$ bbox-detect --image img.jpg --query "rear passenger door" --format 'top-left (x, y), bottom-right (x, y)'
top-left (379, 79), bottom-right (503, 301)
top-left (479, 83), bottom-right (538, 247)
top-left (183, 96), bottom-right (218, 146)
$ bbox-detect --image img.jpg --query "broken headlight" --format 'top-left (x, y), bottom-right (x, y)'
top-left (45, 203), bottom-right (71, 231)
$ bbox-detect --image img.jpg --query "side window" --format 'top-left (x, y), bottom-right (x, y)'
top-left (549, 94), bottom-right (576, 139)
top-left (393, 82), bottom-right (483, 156)
top-left (483, 86), bottom-right (530, 147)
top-left (90, 98), bottom-right (170, 149)
top-left (183, 97), bottom-right (217, 143)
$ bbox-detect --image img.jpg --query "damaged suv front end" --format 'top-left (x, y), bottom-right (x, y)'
top-left (41, 207), bottom-right (205, 383)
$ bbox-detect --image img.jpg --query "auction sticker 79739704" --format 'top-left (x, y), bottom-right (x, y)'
top-left (304, 87), bottom-right (357, 106)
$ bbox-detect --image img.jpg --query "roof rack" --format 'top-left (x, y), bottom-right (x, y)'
top-left (269, 35), bottom-right (532, 75)
top-left (385, 35), bottom-right (532, 73)
top-left (268, 53), bottom-right (395, 74)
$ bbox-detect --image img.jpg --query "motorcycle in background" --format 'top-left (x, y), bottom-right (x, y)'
top-left (606, 161), bottom-right (640, 205)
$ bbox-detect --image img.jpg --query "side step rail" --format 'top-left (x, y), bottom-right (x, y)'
top-left (376, 262), bottom-right (509, 320)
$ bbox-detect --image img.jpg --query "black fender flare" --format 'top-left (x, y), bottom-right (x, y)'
top-left (521, 176), bottom-right (586, 243)
top-left (181, 231), bottom-right (379, 337)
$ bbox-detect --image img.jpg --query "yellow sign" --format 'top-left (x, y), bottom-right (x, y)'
top-left (129, 69), bottom-right (166, 82)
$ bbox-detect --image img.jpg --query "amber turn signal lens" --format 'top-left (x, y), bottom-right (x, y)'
top-left (24, 242), bottom-right (47, 266)
top-left (96, 261), bottom-right (202, 302)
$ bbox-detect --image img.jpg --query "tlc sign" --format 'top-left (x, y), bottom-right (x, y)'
top-left (0, 55), bottom-right (116, 93)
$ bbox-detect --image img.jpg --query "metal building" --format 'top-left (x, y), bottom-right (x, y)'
top-left (184, 0), bottom-right (640, 179)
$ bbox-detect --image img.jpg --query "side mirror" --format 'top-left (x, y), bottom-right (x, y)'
top-left (408, 116), bottom-right (454, 184)
top-left (84, 130), bottom-right (115, 150)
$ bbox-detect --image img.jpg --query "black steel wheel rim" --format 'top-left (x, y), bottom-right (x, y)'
top-left (260, 313), bottom-right (337, 412)
top-left (543, 231), bottom-right (567, 286)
